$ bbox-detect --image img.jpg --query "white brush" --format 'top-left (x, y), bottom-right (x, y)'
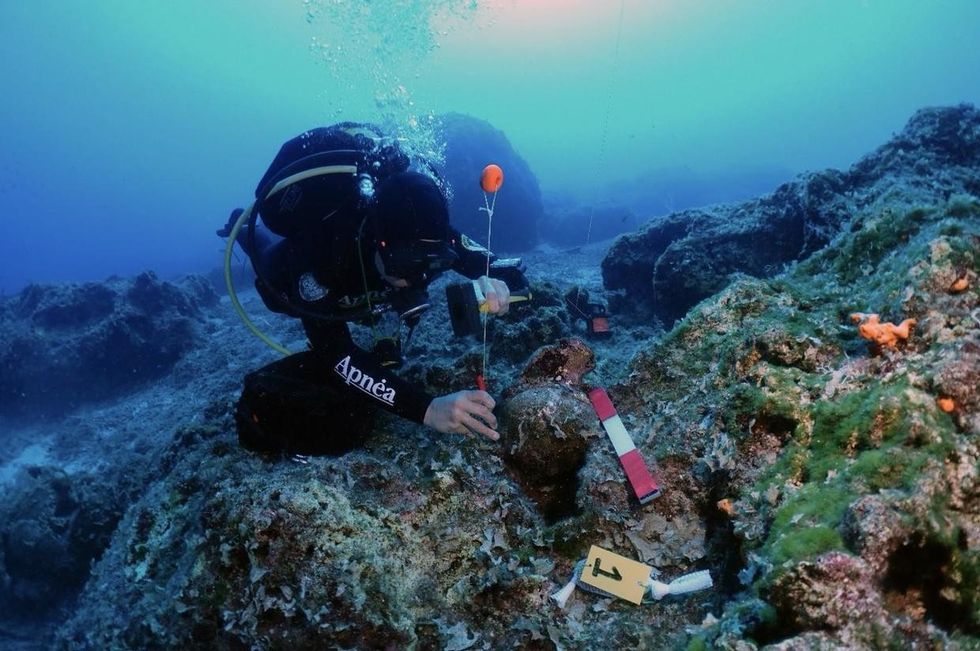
top-left (647, 570), bottom-right (713, 600)
top-left (550, 560), bottom-right (587, 608)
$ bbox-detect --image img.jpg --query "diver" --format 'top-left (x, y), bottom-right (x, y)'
top-left (219, 123), bottom-right (522, 456)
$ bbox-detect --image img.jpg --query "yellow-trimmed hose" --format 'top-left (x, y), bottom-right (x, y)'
top-left (223, 203), bottom-right (292, 356)
top-left (222, 163), bottom-right (359, 357)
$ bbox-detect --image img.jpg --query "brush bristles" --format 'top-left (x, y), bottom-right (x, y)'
top-left (550, 578), bottom-right (578, 608)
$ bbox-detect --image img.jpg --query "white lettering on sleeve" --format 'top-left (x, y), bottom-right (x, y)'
top-left (333, 355), bottom-right (396, 406)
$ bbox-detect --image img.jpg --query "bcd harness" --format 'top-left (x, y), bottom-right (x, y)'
top-left (224, 147), bottom-right (402, 356)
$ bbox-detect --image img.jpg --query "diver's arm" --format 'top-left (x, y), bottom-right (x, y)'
top-left (304, 319), bottom-right (499, 439)
top-left (303, 319), bottom-right (434, 424)
top-left (450, 230), bottom-right (497, 279)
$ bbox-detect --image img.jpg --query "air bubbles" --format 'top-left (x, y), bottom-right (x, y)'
top-left (303, 0), bottom-right (482, 173)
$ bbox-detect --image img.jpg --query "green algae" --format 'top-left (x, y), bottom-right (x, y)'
top-left (764, 483), bottom-right (852, 567)
top-left (810, 383), bottom-right (955, 485)
top-left (685, 634), bottom-right (709, 651)
top-left (829, 205), bottom-right (934, 284)
top-left (725, 380), bottom-right (802, 442)
top-left (746, 376), bottom-right (961, 577)
top-left (945, 193), bottom-right (980, 219)
top-left (769, 524), bottom-right (845, 568)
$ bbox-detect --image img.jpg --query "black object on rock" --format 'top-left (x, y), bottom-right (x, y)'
top-left (235, 351), bottom-right (374, 456)
top-left (564, 287), bottom-right (612, 339)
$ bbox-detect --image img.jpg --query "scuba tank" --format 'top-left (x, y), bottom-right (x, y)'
top-left (253, 123), bottom-right (409, 237)
top-left (223, 123), bottom-right (414, 355)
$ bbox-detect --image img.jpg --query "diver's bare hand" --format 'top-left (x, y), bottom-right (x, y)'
top-left (478, 276), bottom-right (511, 315)
top-left (423, 390), bottom-right (499, 441)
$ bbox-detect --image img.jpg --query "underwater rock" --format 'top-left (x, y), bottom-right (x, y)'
top-left (933, 342), bottom-right (980, 432)
top-left (612, 179), bottom-right (980, 646)
top-left (0, 272), bottom-right (217, 420)
top-left (850, 102), bottom-right (980, 180)
top-left (54, 423), bottom-right (579, 650)
top-left (604, 104), bottom-right (980, 325)
top-left (768, 552), bottom-right (887, 638)
top-left (761, 630), bottom-right (853, 650)
top-left (885, 439), bottom-right (980, 634)
top-left (60, 471), bottom-right (421, 648)
top-left (435, 112), bottom-right (544, 251)
top-left (497, 339), bottom-right (601, 519)
top-left (486, 281), bottom-right (574, 365)
top-left (500, 387), bottom-right (600, 520)
top-left (0, 422), bottom-right (204, 624)
top-left (602, 171), bottom-right (851, 326)
top-left (0, 466), bottom-right (122, 616)
top-left (839, 494), bottom-right (910, 576)
top-left (752, 326), bottom-right (841, 373)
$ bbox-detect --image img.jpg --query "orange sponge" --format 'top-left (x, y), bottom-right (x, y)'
top-left (849, 312), bottom-right (916, 350)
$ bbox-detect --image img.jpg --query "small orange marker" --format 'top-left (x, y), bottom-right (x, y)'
top-left (936, 397), bottom-right (956, 413)
top-left (481, 164), bottom-right (503, 193)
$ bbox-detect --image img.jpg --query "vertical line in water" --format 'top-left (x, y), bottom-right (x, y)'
top-left (586, 0), bottom-right (627, 248)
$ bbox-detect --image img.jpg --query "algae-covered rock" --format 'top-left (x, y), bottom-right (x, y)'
top-left (604, 105), bottom-right (980, 325)
top-left (839, 494), bottom-right (911, 576)
top-left (0, 465), bottom-right (134, 617)
top-left (616, 188), bottom-right (979, 647)
top-left (57, 432), bottom-right (465, 649)
top-left (768, 552), bottom-right (886, 635)
top-left (488, 282), bottom-right (575, 365)
top-left (56, 423), bottom-right (584, 650)
top-left (500, 339), bottom-right (601, 520)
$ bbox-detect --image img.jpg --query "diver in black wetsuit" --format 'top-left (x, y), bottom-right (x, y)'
top-left (221, 123), bottom-right (521, 456)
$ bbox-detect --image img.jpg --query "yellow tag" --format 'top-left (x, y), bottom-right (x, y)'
top-left (580, 545), bottom-right (651, 605)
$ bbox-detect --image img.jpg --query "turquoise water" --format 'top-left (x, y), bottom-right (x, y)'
top-left (1, 0), bottom-right (978, 292)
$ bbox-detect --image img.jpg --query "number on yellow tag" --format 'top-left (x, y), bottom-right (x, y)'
top-left (580, 545), bottom-right (651, 604)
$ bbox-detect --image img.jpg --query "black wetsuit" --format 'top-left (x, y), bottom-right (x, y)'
top-left (248, 215), bottom-right (492, 424)
top-left (234, 211), bottom-right (495, 455)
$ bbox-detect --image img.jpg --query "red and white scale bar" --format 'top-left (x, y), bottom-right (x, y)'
top-left (588, 388), bottom-right (662, 504)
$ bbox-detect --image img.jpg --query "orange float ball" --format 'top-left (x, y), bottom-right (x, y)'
top-left (481, 164), bottom-right (503, 193)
